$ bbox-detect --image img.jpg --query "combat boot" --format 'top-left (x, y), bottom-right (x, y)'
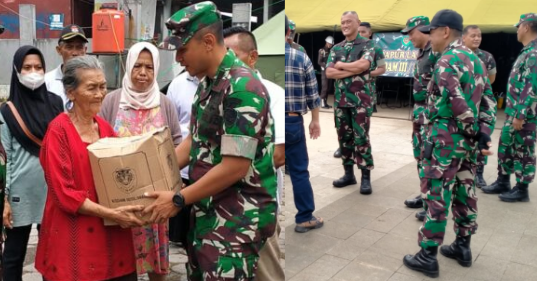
top-left (475, 165), bottom-right (487, 188)
top-left (404, 195), bottom-right (423, 208)
top-left (333, 165), bottom-right (356, 188)
top-left (440, 236), bottom-right (472, 267)
top-left (403, 247), bottom-right (439, 278)
top-left (321, 99), bottom-right (333, 109)
top-left (482, 174), bottom-right (511, 194)
top-left (360, 169), bottom-right (372, 194)
top-left (499, 183), bottom-right (530, 202)
top-left (415, 209), bottom-right (426, 221)
top-left (333, 148), bottom-right (342, 158)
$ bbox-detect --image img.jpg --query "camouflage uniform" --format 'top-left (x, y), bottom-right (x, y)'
top-left (368, 43), bottom-right (386, 107)
top-left (288, 20), bottom-right (306, 53)
top-left (401, 17), bottom-right (439, 175)
top-left (497, 14), bottom-right (537, 184)
top-left (165, 2), bottom-right (277, 280)
top-left (419, 39), bottom-right (496, 248)
top-left (327, 34), bottom-right (376, 169)
top-left (475, 48), bottom-right (497, 166)
top-left (318, 46), bottom-right (334, 100)
top-left (411, 41), bottom-right (439, 170)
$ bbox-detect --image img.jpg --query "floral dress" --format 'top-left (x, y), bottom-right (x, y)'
top-left (114, 107), bottom-right (170, 275)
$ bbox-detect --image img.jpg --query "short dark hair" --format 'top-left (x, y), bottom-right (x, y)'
top-left (524, 21), bottom-right (537, 33)
top-left (463, 25), bottom-right (480, 34)
top-left (452, 29), bottom-right (462, 38)
top-left (360, 22), bottom-right (371, 28)
top-left (223, 26), bottom-right (258, 52)
top-left (195, 20), bottom-right (224, 44)
top-left (285, 15), bottom-right (289, 34)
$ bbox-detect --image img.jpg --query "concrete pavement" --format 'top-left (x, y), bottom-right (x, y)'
top-left (284, 106), bottom-right (537, 281)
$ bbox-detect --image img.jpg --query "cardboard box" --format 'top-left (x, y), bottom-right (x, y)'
top-left (88, 127), bottom-right (182, 225)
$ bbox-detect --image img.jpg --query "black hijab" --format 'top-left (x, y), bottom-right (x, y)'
top-left (0, 45), bottom-right (63, 156)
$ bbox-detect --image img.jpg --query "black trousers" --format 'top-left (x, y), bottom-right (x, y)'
top-left (169, 178), bottom-right (191, 247)
top-left (3, 224), bottom-right (40, 281)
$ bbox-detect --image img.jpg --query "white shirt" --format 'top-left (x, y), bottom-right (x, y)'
top-left (167, 72), bottom-right (199, 180)
top-left (45, 65), bottom-right (68, 109)
top-left (257, 71), bottom-right (285, 208)
top-left (257, 71), bottom-right (285, 145)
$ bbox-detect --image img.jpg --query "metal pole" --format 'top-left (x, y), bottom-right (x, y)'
top-left (19, 4), bottom-right (36, 46)
top-left (263, 0), bottom-right (269, 23)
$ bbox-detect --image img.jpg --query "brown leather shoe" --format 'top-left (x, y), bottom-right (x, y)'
top-left (295, 216), bottom-right (324, 233)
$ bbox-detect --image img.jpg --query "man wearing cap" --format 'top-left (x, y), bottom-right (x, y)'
top-left (483, 13), bottom-right (537, 203)
top-left (403, 10), bottom-right (496, 277)
top-left (400, 16), bottom-right (440, 222)
top-left (144, 2), bottom-right (277, 280)
top-left (318, 36), bottom-right (334, 109)
top-left (358, 22), bottom-right (386, 113)
top-left (462, 25), bottom-right (498, 189)
top-left (326, 11), bottom-right (377, 194)
top-left (287, 19), bottom-right (307, 53)
top-left (45, 24), bottom-right (88, 109)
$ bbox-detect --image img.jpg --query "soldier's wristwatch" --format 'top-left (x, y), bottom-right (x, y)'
top-left (172, 192), bottom-right (185, 209)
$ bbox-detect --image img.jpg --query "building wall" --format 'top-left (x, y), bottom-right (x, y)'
top-left (0, 39), bottom-right (179, 97)
top-left (0, 0), bottom-right (73, 39)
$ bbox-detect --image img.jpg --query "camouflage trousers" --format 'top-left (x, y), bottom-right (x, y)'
top-left (418, 132), bottom-right (478, 248)
top-left (477, 154), bottom-right (488, 166)
top-left (497, 116), bottom-right (537, 184)
top-left (412, 122), bottom-right (428, 175)
top-left (334, 107), bottom-right (374, 169)
top-left (186, 236), bottom-right (265, 281)
top-left (369, 81), bottom-right (377, 107)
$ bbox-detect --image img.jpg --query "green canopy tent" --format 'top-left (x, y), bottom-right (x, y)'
top-left (253, 11), bottom-right (284, 88)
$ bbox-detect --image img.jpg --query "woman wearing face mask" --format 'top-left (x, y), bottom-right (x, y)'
top-left (0, 45), bottom-right (63, 281)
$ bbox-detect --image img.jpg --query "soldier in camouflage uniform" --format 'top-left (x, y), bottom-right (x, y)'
top-left (326, 11), bottom-right (376, 194)
top-left (483, 13), bottom-right (537, 203)
top-left (462, 24), bottom-right (498, 188)
top-left (287, 20), bottom-right (307, 53)
top-left (318, 36), bottom-right (334, 109)
top-left (400, 16), bottom-right (441, 222)
top-left (148, 2), bottom-right (277, 280)
top-left (403, 10), bottom-right (496, 278)
top-left (358, 22), bottom-right (386, 112)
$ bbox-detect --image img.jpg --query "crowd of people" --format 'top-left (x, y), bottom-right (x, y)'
top-left (285, 8), bottom-right (537, 279)
top-left (0, 1), bottom-right (284, 281)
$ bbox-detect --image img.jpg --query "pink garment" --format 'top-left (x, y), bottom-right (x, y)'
top-left (114, 107), bottom-right (170, 275)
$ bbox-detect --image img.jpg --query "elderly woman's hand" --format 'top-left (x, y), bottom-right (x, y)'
top-left (110, 205), bottom-right (146, 228)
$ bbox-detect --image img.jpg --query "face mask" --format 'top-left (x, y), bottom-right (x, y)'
top-left (16, 71), bottom-right (45, 91)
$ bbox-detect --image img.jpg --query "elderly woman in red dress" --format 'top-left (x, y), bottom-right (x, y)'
top-left (36, 55), bottom-right (145, 281)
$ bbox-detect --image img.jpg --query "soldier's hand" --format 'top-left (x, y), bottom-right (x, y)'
top-left (143, 191), bottom-right (180, 224)
top-left (309, 120), bottom-right (321, 139)
top-left (477, 133), bottom-right (494, 156)
top-left (513, 118), bottom-right (524, 131)
top-left (334, 61), bottom-right (343, 70)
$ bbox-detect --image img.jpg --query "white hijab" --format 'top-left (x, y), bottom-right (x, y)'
top-left (119, 42), bottom-right (161, 110)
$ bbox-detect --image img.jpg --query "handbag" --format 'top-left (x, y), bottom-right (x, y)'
top-left (6, 101), bottom-right (42, 146)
